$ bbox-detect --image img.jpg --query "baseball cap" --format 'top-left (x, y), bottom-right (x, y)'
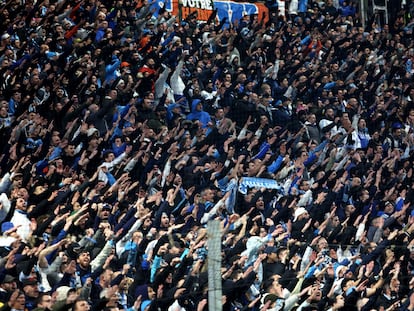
top-left (1, 222), bottom-right (14, 234)
top-left (392, 122), bottom-right (403, 129)
top-left (2, 274), bottom-right (16, 283)
top-left (264, 246), bottom-right (278, 254)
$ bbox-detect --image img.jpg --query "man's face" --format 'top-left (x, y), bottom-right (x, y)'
top-left (105, 152), bottom-right (115, 162)
top-left (114, 138), bottom-right (122, 146)
top-left (0, 107), bottom-right (8, 117)
top-left (345, 204), bottom-right (356, 215)
top-left (329, 248), bottom-right (338, 260)
top-left (384, 203), bottom-right (394, 214)
top-left (64, 144), bottom-right (76, 156)
top-left (203, 189), bottom-right (214, 202)
top-left (56, 88), bottom-right (65, 98)
top-left (148, 287), bottom-right (156, 299)
top-left (74, 299), bottom-right (91, 311)
top-left (351, 178), bottom-right (361, 187)
top-left (393, 128), bottom-right (402, 138)
top-left (143, 218), bottom-right (152, 228)
top-left (331, 294), bottom-right (343, 309)
top-left (11, 292), bottom-right (26, 310)
top-left (341, 113), bottom-right (350, 124)
top-left (255, 197), bottom-right (265, 210)
top-left (100, 269), bottom-right (114, 285)
top-left (23, 283), bottom-right (39, 298)
top-left (317, 238), bottom-right (328, 251)
top-left (215, 109), bottom-right (224, 120)
top-left (1, 280), bottom-right (17, 292)
top-left (77, 252), bottom-right (91, 269)
top-left (109, 90), bottom-right (117, 99)
top-left (11, 175), bottom-right (23, 188)
top-left (100, 208), bottom-right (111, 219)
top-left (38, 294), bottom-right (53, 309)
top-left (51, 135), bottom-right (61, 146)
top-left (13, 92), bottom-right (21, 101)
top-left (16, 198), bottom-right (27, 210)
top-left (161, 214), bottom-right (169, 227)
top-left (147, 59), bottom-right (155, 68)
top-left (88, 136), bottom-right (99, 148)
top-left (326, 109), bottom-right (334, 119)
top-left (96, 181), bottom-right (106, 191)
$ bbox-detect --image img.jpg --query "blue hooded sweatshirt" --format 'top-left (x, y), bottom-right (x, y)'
top-left (186, 99), bottom-right (211, 128)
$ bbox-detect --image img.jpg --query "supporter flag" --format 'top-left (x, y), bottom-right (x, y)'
top-left (178, 0), bottom-right (215, 21)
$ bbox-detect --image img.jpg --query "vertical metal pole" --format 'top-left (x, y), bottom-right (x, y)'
top-left (361, 0), bottom-right (366, 28)
top-left (208, 219), bottom-right (222, 311)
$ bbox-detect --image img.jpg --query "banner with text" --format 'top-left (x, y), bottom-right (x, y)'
top-left (180, 0), bottom-right (215, 20)
top-left (152, 0), bottom-right (269, 23)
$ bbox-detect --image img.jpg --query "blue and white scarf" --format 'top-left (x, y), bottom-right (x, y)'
top-left (238, 177), bottom-right (284, 195)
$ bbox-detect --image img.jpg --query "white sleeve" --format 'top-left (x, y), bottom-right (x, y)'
top-left (91, 241), bottom-right (113, 273)
top-left (155, 67), bottom-right (171, 100)
top-left (300, 246), bottom-right (314, 272)
top-left (123, 157), bottom-right (138, 172)
top-left (170, 60), bottom-right (185, 95)
top-left (200, 200), bottom-right (225, 224)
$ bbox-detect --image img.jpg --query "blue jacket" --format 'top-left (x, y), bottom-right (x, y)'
top-left (105, 55), bottom-right (121, 85)
top-left (186, 99), bottom-right (211, 128)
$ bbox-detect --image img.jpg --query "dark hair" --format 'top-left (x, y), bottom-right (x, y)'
top-left (340, 277), bottom-right (354, 291)
top-left (73, 298), bottom-right (90, 311)
top-left (262, 277), bottom-right (277, 292)
top-left (36, 292), bottom-right (51, 305)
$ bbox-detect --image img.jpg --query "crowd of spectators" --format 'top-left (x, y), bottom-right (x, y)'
top-left (2, 0), bottom-right (414, 310)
